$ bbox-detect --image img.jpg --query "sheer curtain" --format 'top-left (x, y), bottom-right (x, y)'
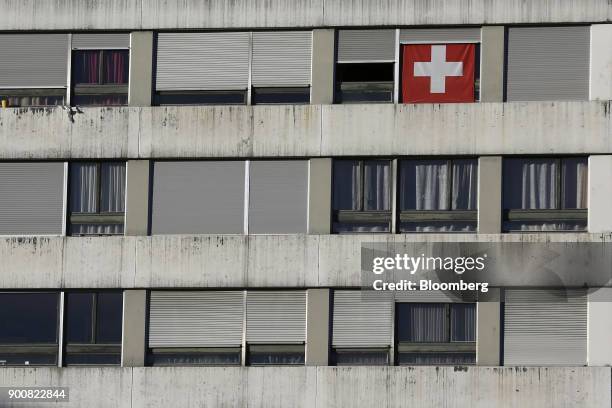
top-left (562, 158), bottom-right (588, 209)
top-left (103, 50), bottom-right (129, 84)
top-left (74, 50), bottom-right (100, 84)
top-left (450, 304), bottom-right (476, 342)
top-left (333, 160), bottom-right (360, 210)
top-left (452, 160), bottom-right (478, 210)
top-left (398, 303), bottom-right (447, 342)
top-left (100, 163), bottom-right (126, 213)
top-left (70, 163), bottom-right (98, 213)
top-left (363, 161), bottom-right (390, 211)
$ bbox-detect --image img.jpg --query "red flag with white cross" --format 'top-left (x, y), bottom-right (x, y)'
top-left (401, 44), bottom-right (475, 103)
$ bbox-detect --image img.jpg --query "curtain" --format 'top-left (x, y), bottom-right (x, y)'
top-left (70, 224), bottom-right (124, 236)
top-left (248, 352), bottom-right (305, 365)
top-left (334, 350), bottom-right (389, 366)
top-left (504, 159), bottom-right (558, 210)
top-left (103, 50), bottom-right (129, 84)
top-left (73, 50), bottom-right (100, 84)
top-left (403, 221), bottom-right (476, 233)
top-left (333, 160), bottom-right (360, 210)
top-left (398, 303), bottom-right (447, 342)
top-left (70, 163), bottom-right (98, 213)
top-left (450, 304), bottom-right (476, 342)
top-left (363, 161), bottom-right (390, 211)
top-left (451, 160), bottom-right (478, 210)
top-left (333, 223), bottom-right (390, 233)
top-left (399, 352), bottom-right (475, 365)
top-left (562, 158), bottom-right (588, 209)
top-left (100, 163), bottom-right (126, 213)
top-left (400, 160), bottom-right (449, 210)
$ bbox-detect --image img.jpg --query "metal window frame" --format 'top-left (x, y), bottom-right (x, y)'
top-left (71, 49), bottom-right (129, 103)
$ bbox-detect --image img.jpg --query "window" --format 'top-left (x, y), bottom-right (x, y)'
top-left (251, 87), bottom-right (310, 104)
top-left (396, 303), bottom-right (476, 365)
top-left (335, 63), bottom-right (395, 103)
top-left (332, 160), bottom-right (392, 233)
top-left (399, 159), bottom-right (478, 232)
top-left (72, 49), bottom-right (129, 106)
top-left (149, 348), bottom-right (241, 366)
top-left (332, 349), bottom-right (389, 366)
top-left (154, 90), bottom-right (247, 106)
top-left (503, 157), bottom-right (588, 231)
top-left (0, 292), bottom-right (59, 366)
top-left (0, 89), bottom-right (65, 107)
top-left (64, 292), bottom-right (122, 365)
top-left (69, 162), bottom-right (126, 236)
top-left (247, 345), bottom-right (305, 366)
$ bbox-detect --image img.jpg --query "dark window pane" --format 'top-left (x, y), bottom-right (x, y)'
top-left (149, 352), bottom-right (241, 366)
top-left (333, 350), bottom-right (388, 366)
top-left (399, 221), bottom-right (477, 233)
top-left (0, 293), bottom-right (58, 344)
top-left (100, 163), bottom-right (126, 213)
top-left (450, 304), bottom-right (476, 342)
top-left (398, 352), bottom-right (475, 365)
top-left (155, 91), bottom-right (246, 106)
top-left (336, 63), bottom-right (394, 82)
top-left (248, 351), bottom-right (305, 365)
top-left (72, 94), bottom-right (127, 106)
top-left (503, 158), bottom-right (559, 210)
top-left (103, 50), bottom-right (129, 84)
top-left (252, 87), bottom-right (310, 104)
top-left (399, 160), bottom-right (449, 211)
top-left (73, 50), bottom-right (101, 84)
top-left (65, 353), bottom-right (121, 365)
top-left (65, 293), bottom-right (94, 344)
top-left (70, 163), bottom-right (99, 213)
top-left (562, 158), bottom-right (588, 209)
top-left (363, 161), bottom-right (390, 211)
top-left (333, 160), bottom-right (360, 211)
top-left (0, 353), bottom-right (57, 366)
top-left (336, 89), bottom-right (393, 103)
top-left (96, 292), bottom-right (123, 344)
top-left (332, 222), bottom-right (390, 233)
top-left (70, 223), bottom-right (124, 236)
top-left (397, 303), bottom-right (448, 343)
top-left (451, 159), bottom-right (478, 210)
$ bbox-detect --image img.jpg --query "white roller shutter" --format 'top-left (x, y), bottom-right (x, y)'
top-left (72, 33), bottom-right (130, 49)
top-left (337, 29), bottom-right (396, 63)
top-left (251, 31), bottom-right (312, 87)
top-left (246, 291), bottom-right (306, 344)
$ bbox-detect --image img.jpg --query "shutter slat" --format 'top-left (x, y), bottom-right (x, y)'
top-left (337, 29), bottom-right (396, 63)
top-left (72, 33), bottom-right (130, 49)
top-left (252, 31), bottom-right (312, 87)
top-left (399, 28), bottom-right (481, 43)
top-left (246, 291), bottom-right (306, 344)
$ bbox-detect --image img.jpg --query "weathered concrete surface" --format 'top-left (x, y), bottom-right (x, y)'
top-left (1, 101), bottom-right (610, 159)
top-left (2, 234), bottom-right (612, 289)
top-left (0, 0), bottom-right (608, 30)
top-left (0, 366), bottom-right (609, 408)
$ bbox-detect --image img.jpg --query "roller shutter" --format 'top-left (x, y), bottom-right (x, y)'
top-left (0, 34), bottom-right (69, 88)
top-left (151, 161), bottom-right (245, 234)
top-left (506, 26), bottom-right (589, 101)
top-left (246, 291), bottom-right (306, 344)
top-left (504, 289), bottom-right (587, 366)
top-left (332, 291), bottom-right (393, 348)
top-left (337, 29), bottom-right (396, 63)
top-left (400, 28), bottom-right (481, 43)
top-left (0, 162), bottom-right (65, 235)
top-left (149, 291), bottom-right (244, 348)
top-left (252, 31), bottom-right (312, 87)
top-left (248, 161), bottom-right (308, 234)
top-left (155, 32), bottom-right (250, 91)
top-left (72, 33), bottom-right (130, 49)
top-left (394, 290), bottom-right (475, 303)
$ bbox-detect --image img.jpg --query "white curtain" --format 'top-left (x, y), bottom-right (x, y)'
top-left (399, 352), bottom-right (475, 365)
top-left (100, 163), bottom-right (126, 212)
top-left (562, 158), bottom-right (588, 209)
top-left (70, 163), bottom-right (98, 213)
top-left (333, 160), bottom-right (360, 210)
top-left (450, 304), bottom-right (476, 342)
top-left (451, 160), bottom-right (478, 210)
top-left (400, 304), bottom-right (447, 342)
top-left (413, 161), bottom-right (449, 210)
top-left (363, 161), bottom-right (390, 211)
top-left (521, 159), bottom-right (558, 209)
top-left (71, 224), bottom-right (124, 235)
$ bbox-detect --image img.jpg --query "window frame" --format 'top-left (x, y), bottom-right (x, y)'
top-left (246, 344), bottom-right (305, 366)
top-left (334, 62), bottom-right (395, 104)
top-left (71, 49), bottom-right (129, 105)
top-left (331, 347), bottom-right (390, 366)
top-left (147, 347), bottom-right (242, 367)
top-left (251, 86), bottom-right (311, 105)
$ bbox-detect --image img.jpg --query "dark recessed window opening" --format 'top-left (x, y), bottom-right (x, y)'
top-left (335, 63), bottom-right (394, 103)
top-left (0, 89), bottom-right (65, 107)
top-left (247, 344), bottom-right (305, 366)
top-left (332, 348), bottom-right (389, 366)
top-left (251, 87), bottom-right (310, 104)
top-left (72, 49), bottom-right (129, 106)
top-left (154, 90), bottom-right (247, 106)
top-left (148, 348), bottom-right (242, 366)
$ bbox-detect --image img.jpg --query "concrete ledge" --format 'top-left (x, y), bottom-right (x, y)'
top-left (0, 0), bottom-right (609, 30)
top-left (0, 366), bottom-right (609, 408)
top-left (1, 234), bottom-right (612, 289)
top-left (0, 101), bottom-right (610, 159)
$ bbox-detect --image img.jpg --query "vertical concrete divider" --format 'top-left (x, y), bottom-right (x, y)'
top-left (311, 29), bottom-right (335, 104)
top-left (480, 26), bottom-right (505, 102)
top-left (476, 288), bottom-right (501, 366)
top-left (308, 158), bottom-right (332, 234)
top-left (125, 160), bottom-right (151, 236)
top-left (306, 288), bottom-right (330, 366)
top-left (588, 288), bottom-right (612, 366)
top-left (589, 24), bottom-right (612, 101)
top-left (478, 156), bottom-right (502, 234)
top-left (588, 155), bottom-right (612, 233)
top-left (122, 290), bottom-right (147, 367)
top-left (129, 31), bottom-right (154, 107)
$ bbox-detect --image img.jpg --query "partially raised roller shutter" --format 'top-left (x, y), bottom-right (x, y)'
top-left (252, 31), bottom-right (312, 87)
top-left (506, 26), bottom-right (589, 101)
top-left (246, 291), bottom-right (306, 344)
top-left (337, 29), bottom-right (396, 63)
top-left (399, 28), bottom-right (481, 43)
top-left (504, 289), bottom-right (587, 366)
top-left (0, 162), bottom-right (65, 235)
top-left (155, 32), bottom-right (250, 91)
top-left (151, 161), bottom-right (245, 234)
top-left (72, 33), bottom-right (130, 49)
top-left (0, 34), bottom-right (69, 88)
top-left (149, 291), bottom-right (244, 348)
top-left (248, 161), bottom-right (308, 234)
top-left (332, 291), bottom-right (393, 348)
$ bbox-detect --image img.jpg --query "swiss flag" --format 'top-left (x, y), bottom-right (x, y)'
top-left (402, 44), bottom-right (475, 103)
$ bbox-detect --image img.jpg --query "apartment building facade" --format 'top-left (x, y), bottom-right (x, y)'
top-left (0, 0), bottom-right (611, 407)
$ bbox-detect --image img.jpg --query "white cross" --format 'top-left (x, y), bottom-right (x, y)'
top-left (413, 45), bottom-right (463, 93)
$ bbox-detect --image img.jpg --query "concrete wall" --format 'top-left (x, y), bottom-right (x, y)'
top-left (0, 366), bottom-right (609, 408)
top-left (588, 155), bottom-right (612, 233)
top-left (0, 101), bottom-right (610, 159)
top-left (1, 234), bottom-right (611, 289)
top-left (588, 288), bottom-right (612, 366)
top-left (590, 24), bottom-right (612, 101)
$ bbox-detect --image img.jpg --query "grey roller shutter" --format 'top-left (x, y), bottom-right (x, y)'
top-left (155, 32), bottom-right (250, 91)
top-left (504, 289), bottom-right (587, 366)
top-left (337, 29), bottom-right (396, 63)
top-left (248, 161), bottom-right (308, 234)
top-left (246, 291), bottom-right (306, 344)
top-left (0, 162), bottom-right (65, 235)
top-left (151, 161), bottom-right (245, 234)
top-left (400, 28), bottom-right (481, 43)
top-left (72, 33), bottom-right (130, 49)
top-left (0, 34), bottom-right (68, 88)
top-left (506, 26), bottom-right (589, 101)
top-left (251, 31), bottom-right (312, 87)
top-left (332, 291), bottom-right (393, 348)
top-left (149, 291), bottom-right (244, 348)
top-left (394, 290), bottom-right (474, 303)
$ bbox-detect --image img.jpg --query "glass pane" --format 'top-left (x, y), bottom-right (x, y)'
top-left (333, 351), bottom-right (388, 366)
top-left (1, 94), bottom-right (65, 107)
top-left (333, 160), bottom-right (360, 210)
top-left (65, 293), bottom-right (94, 344)
top-left (336, 63), bottom-right (394, 82)
top-left (332, 222), bottom-right (390, 233)
top-left (0, 293), bottom-right (58, 344)
top-left (248, 351), bottom-right (305, 365)
top-left (397, 303), bottom-right (448, 343)
top-left (503, 220), bottom-right (587, 232)
top-left (337, 90), bottom-right (394, 103)
top-left (100, 163), bottom-right (126, 213)
top-left (503, 158), bottom-right (559, 210)
top-left (70, 224), bottom-right (124, 236)
top-left (450, 304), bottom-right (476, 342)
top-left (64, 353), bottom-right (121, 365)
top-left (252, 88), bottom-right (310, 104)
top-left (73, 50), bottom-right (101, 84)
top-left (451, 159), bottom-right (478, 210)
top-left (0, 353), bottom-right (57, 366)
top-left (96, 292), bottom-right (123, 344)
top-left (149, 352), bottom-right (241, 366)
top-left (363, 160), bottom-right (390, 211)
top-left (399, 160), bottom-right (449, 210)
top-left (155, 91), bottom-right (247, 105)
top-left (398, 352), bottom-right (475, 365)
top-left (103, 50), bottom-right (129, 84)
top-left (72, 94), bottom-right (128, 106)
top-left (399, 221), bottom-right (476, 233)
top-left (562, 158), bottom-right (588, 209)
top-left (70, 163), bottom-right (99, 213)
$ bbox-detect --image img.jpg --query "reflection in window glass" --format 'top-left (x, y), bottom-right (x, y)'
top-left (96, 292), bottom-right (123, 344)
top-left (65, 293), bottom-right (94, 344)
top-left (0, 293), bottom-right (58, 344)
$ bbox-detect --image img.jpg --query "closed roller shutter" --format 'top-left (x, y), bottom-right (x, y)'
top-left (72, 33), bottom-right (130, 49)
top-left (151, 161), bottom-right (245, 234)
top-left (337, 29), bottom-right (396, 63)
top-left (394, 290), bottom-right (474, 303)
top-left (0, 34), bottom-right (68, 88)
top-left (248, 161), bottom-right (308, 234)
top-left (332, 291), bottom-right (393, 348)
top-left (252, 31), bottom-right (312, 87)
top-left (506, 26), bottom-right (589, 101)
top-left (246, 291), bottom-right (306, 344)
top-left (156, 32), bottom-right (250, 91)
top-left (400, 28), bottom-right (481, 43)
top-left (149, 291), bottom-right (244, 348)
top-left (504, 289), bottom-right (587, 366)
top-left (0, 162), bottom-right (65, 235)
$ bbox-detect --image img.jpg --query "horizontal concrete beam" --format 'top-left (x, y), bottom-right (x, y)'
top-left (1, 234), bottom-right (611, 289)
top-left (0, 366), bottom-right (609, 408)
top-left (0, 101), bottom-right (610, 159)
top-left (0, 0), bottom-right (609, 30)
